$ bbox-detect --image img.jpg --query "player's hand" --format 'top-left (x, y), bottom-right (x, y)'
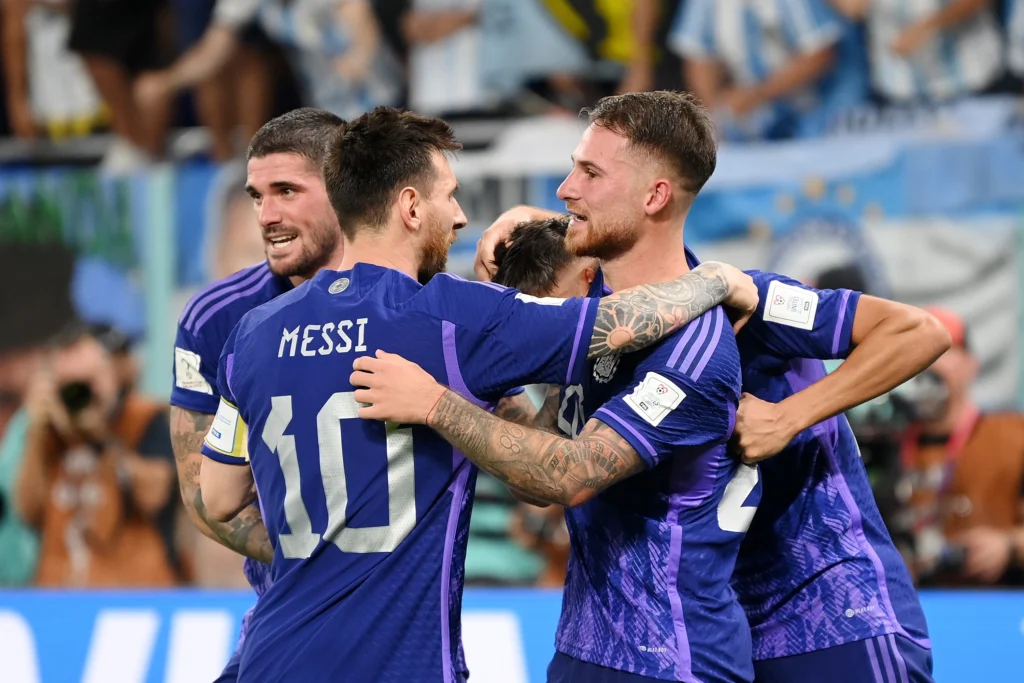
top-left (474, 206), bottom-right (558, 281)
top-left (351, 350), bottom-right (447, 425)
top-left (732, 393), bottom-right (798, 463)
top-left (710, 262), bottom-right (757, 333)
top-left (959, 527), bottom-right (1013, 584)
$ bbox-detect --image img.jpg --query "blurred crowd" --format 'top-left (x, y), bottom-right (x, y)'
top-left (2, 0), bottom-right (1024, 169)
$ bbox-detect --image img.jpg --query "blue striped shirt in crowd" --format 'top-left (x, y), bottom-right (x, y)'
top-left (668, 0), bottom-right (863, 139)
top-left (859, 0), bottom-right (1003, 102)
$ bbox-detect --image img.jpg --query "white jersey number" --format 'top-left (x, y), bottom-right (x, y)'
top-left (717, 463), bottom-right (760, 533)
top-left (262, 393), bottom-right (416, 558)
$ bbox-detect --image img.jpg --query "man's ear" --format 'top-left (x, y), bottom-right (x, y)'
top-left (644, 178), bottom-right (673, 217)
top-left (398, 186), bottom-right (421, 232)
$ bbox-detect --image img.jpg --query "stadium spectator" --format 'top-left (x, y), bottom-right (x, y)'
top-left (901, 308), bottom-right (1024, 587)
top-left (617, 0), bottom-right (685, 94)
top-left (158, 0), bottom-right (272, 160)
top-left (66, 0), bottom-right (172, 170)
top-left (403, 0), bottom-right (590, 117)
top-left (828, 0), bottom-right (1005, 104)
top-left (15, 324), bottom-right (181, 587)
top-left (134, 0), bottom-right (398, 126)
top-left (2, 0), bottom-right (105, 140)
top-left (669, 0), bottom-right (862, 140)
top-left (1010, 0), bottom-right (1024, 83)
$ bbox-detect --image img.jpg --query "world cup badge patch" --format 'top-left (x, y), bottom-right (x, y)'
top-left (593, 355), bottom-right (620, 383)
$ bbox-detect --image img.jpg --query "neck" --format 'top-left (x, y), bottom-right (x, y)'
top-left (601, 215), bottom-right (690, 291)
top-left (287, 240), bottom-right (347, 288)
top-left (337, 226), bottom-right (418, 281)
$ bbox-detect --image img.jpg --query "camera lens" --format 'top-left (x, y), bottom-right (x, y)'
top-left (59, 381), bottom-right (94, 413)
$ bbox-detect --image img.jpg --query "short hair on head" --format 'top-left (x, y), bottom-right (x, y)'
top-left (247, 107), bottom-right (346, 169)
top-left (584, 91), bottom-right (717, 194)
top-left (323, 107), bottom-right (462, 238)
top-left (492, 217), bottom-right (574, 297)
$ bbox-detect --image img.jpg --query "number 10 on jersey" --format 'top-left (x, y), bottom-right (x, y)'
top-left (262, 392), bottom-right (418, 558)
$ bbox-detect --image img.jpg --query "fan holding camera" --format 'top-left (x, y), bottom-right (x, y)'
top-left (15, 323), bottom-right (180, 587)
top-left (897, 308), bottom-right (1024, 587)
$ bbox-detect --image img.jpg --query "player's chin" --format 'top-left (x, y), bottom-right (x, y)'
top-left (266, 252), bottom-right (310, 279)
top-left (564, 226), bottom-right (593, 257)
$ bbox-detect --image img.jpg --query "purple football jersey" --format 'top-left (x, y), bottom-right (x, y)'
top-left (201, 265), bottom-right (598, 682)
top-left (555, 258), bottom-right (755, 682)
top-left (171, 262), bottom-right (291, 618)
top-left (733, 271), bottom-right (931, 661)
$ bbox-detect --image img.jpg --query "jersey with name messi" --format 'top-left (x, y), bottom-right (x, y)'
top-left (202, 263), bottom-right (598, 683)
top-left (733, 271), bottom-right (930, 660)
top-left (556, 255), bottom-right (755, 682)
top-left (171, 260), bottom-right (291, 598)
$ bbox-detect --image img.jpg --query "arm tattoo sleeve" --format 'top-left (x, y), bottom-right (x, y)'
top-left (170, 406), bottom-right (274, 564)
top-left (588, 261), bottom-right (729, 358)
top-left (428, 390), bottom-right (645, 507)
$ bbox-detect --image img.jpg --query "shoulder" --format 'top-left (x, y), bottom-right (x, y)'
top-left (643, 306), bottom-right (740, 391)
top-left (412, 273), bottom-right (513, 331)
top-left (178, 262), bottom-right (288, 344)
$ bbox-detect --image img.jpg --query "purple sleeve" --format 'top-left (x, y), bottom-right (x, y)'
top-left (421, 275), bottom-right (599, 399)
top-left (592, 331), bottom-right (738, 469)
top-left (743, 270), bottom-right (862, 360)
top-left (170, 322), bottom-right (222, 414)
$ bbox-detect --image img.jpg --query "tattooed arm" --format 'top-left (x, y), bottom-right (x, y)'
top-left (586, 261), bottom-right (755, 358)
top-left (490, 389), bottom-right (565, 507)
top-left (353, 354), bottom-right (645, 506)
top-left (170, 405), bottom-right (273, 563)
top-left (433, 393), bottom-right (642, 506)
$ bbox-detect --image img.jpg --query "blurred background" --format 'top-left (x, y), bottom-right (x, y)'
top-left (1, 0), bottom-right (1024, 681)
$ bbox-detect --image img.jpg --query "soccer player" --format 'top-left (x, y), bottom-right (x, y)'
top-left (169, 107), bottom-right (345, 681)
top-left (486, 216), bottom-right (950, 682)
top-left (353, 92), bottom-right (755, 682)
top-left (198, 107), bottom-right (758, 682)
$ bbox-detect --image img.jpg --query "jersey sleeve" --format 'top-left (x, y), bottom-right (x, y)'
top-left (742, 270), bottom-right (861, 361)
top-left (171, 321), bottom-right (222, 414)
top-left (592, 318), bottom-right (739, 469)
top-left (667, 0), bottom-right (717, 58)
top-left (417, 276), bottom-right (599, 399)
top-left (200, 328), bottom-right (250, 466)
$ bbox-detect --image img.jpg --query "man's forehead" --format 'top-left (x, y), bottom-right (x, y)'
top-left (575, 125), bottom-right (633, 166)
top-left (432, 150), bottom-right (458, 186)
top-left (247, 152), bottom-right (319, 184)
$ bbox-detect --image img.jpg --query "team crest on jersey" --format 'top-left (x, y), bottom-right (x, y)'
top-left (328, 277), bottom-right (350, 294)
top-left (593, 355), bottom-right (620, 383)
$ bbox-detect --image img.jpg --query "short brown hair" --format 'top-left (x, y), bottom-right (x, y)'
top-left (492, 217), bottom-right (574, 297)
top-left (585, 91), bottom-right (717, 194)
top-left (323, 107), bottom-right (462, 238)
top-left (246, 107), bottom-right (346, 168)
